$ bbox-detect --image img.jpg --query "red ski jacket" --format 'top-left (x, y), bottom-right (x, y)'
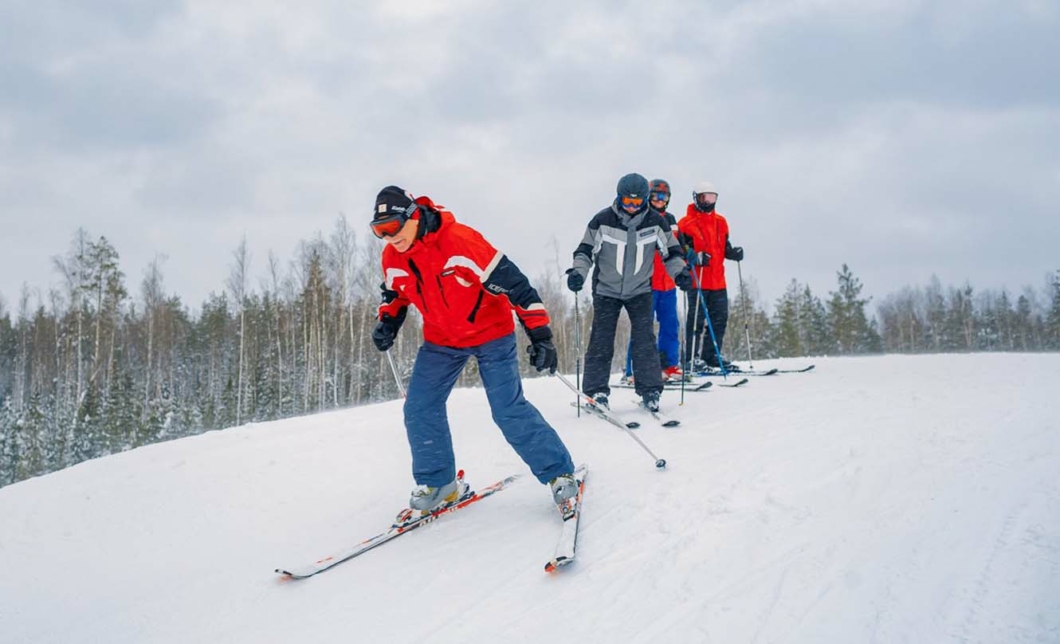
top-left (648, 211), bottom-right (674, 292)
top-left (378, 197), bottom-right (550, 348)
top-left (677, 205), bottom-right (732, 291)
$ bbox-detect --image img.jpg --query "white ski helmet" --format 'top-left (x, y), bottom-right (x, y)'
top-left (692, 181), bottom-right (718, 199)
top-left (692, 181), bottom-right (719, 212)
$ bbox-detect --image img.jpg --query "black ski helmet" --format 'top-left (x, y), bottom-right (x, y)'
top-left (615, 173), bottom-right (650, 214)
top-left (649, 178), bottom-right (671, 209)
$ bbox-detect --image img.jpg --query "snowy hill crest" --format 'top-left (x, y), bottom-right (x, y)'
top-left (2, 354), bottom-right (1059, 643)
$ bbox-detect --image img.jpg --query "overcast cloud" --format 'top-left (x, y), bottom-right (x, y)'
top-left (2, 0), bottom-right (1058, 312)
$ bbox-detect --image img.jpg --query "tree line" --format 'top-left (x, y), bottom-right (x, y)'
top-left (1, 223), bottom-right (1058, 488)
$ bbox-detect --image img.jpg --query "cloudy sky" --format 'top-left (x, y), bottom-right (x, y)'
top-left (2, 0), bottom-right (1058, 314)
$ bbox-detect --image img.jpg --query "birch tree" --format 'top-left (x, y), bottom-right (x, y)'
top-left (141, 256), bottom-right (166, 424)
top-left (226, 236), bottom-right (250, 426)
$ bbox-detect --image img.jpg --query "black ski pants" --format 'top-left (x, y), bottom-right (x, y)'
top-left (684, 288), bottom-right (729, 365)
top-left (583, 292), bottom-right (662, 398)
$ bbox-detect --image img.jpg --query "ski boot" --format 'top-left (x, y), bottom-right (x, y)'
top-left (549, 473), bottom-right (579, 519)
top-left (393, 475), bottom-right (469, 527)
top-left (661, 364), bottom-right (684, 382)
top-left (641, 390), bottom-right (661, 413)
top-left (590, 393), bottom-right (609, 410)
top-left (704, 357), bottom-right (740, 372)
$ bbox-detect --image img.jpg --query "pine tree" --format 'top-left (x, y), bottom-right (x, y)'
top-left (726, 274), bottom-right (775, 361)
top-left (827, 264), bottom-right (881, 354)
top-left (1047, 270), bottom-right (1060, 350)
top-left (799, 285), bottom-right (831, 355)
top-left (0, 299), bottom-right (12, 406)
top-left (103, 364), bottom-right (139, 454)
top-left (72, 381), bottom-right (103, 464)
top-left (1014, 294), bottom-right (1035, 350)
top-left (17, 391), bottom-right (46, 480)
top-left (84, 237), bottom-right (126, 401)
top-left (772, 280), bottom-right (804, 357)
top-left (0, 398), bottom-right (15, 486)
top-left (995, 290), bottom-right (1015, 350)
top-left (944, 284), bottom-right (977, 351)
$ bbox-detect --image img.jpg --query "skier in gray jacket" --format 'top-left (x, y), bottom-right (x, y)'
top-left (566, 173), bottom-right (693, 412)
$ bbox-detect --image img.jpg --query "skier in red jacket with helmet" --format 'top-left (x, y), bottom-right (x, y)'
top-left (677, 181), bottom-right (745, 372)
top-left (370, 186), bottom-right (577, 515)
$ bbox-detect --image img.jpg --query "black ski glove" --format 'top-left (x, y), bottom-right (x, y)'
top-left (566, 268), bottom-right (584, 293)
top-left (674, 267), bottom-right (694, 292)
top-left (728, 246), bottom-right (744, 261)
top-left (526, 325), bottom-right (558, 374)
top-left (372, 312), bottom-right (405, 351)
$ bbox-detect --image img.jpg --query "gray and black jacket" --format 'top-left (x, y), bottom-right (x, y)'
top-left (570, 203), bottom-right (687, 300)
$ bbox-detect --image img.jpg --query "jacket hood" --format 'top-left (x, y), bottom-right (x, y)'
top-left (412, 196), bottom-right (454, 245)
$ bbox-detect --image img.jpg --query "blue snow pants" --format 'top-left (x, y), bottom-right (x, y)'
top-left (624, 288), bottom-right (681, 376)
top-left (403, 333), bottom-right (575, 487)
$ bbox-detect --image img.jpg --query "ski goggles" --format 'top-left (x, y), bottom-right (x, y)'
top-left (695, 192), bottom-right (718, 205)
top-left (370, 212), bottom-right (410, 239)
top-left (650, 191), bottom-right (670, 203)
top-left (620, 195), bottom-right (645, 209)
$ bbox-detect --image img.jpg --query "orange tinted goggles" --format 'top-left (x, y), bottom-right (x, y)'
top-left (370, 213), bottom-right (408, 238)
top-left (620, 196), bottom-right (644, 208)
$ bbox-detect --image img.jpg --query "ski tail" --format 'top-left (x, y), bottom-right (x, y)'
top-left (276, 472), bottom-right (520, 580)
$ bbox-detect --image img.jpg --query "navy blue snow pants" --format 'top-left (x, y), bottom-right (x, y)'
top-left (404, 333), bottom-right (575, 487)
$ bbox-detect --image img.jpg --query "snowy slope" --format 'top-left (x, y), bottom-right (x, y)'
top-left (2, 354), bottom-right (1059, 643)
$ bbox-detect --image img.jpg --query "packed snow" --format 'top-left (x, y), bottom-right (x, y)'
top-left (2, 354), bottom-right (1058, 643)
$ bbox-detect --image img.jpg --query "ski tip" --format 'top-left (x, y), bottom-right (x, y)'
top-left (721, 378), bottom-right (750, 387)
top-left (545, 556), bottom-right (572, 573)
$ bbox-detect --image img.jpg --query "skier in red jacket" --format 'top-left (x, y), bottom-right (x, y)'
top-left (370, 186), bottom-right (577, 514)
top-left (677, 181), bottom-right (745, 372)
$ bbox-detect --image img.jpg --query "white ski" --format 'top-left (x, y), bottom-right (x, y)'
top-left (545, 463), bottom-right (588, 572)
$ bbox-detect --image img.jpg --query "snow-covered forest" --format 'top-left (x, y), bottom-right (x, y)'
top-left (1, 222), bottom-right (1059, 488)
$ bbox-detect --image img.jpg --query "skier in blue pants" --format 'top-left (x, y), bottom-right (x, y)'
top-left (371, 185), bottom-right (577, 515)
top-left (403, 336), bottom-right (573, 492)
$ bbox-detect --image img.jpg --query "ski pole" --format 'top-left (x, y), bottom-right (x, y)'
top-left (385, 349), bottom-right (407, 399)
top-left (553, 372), bottom-right (667, 470)
top-left (574, 294), bottom-right (582, 418)
top-left (736, 260), bottom-right (754, 369)
top-left (691, 287), bottom-right (702, 371)
top-left (687, 251), bottom-right (729, 378)
top-left (679, 287), bottom-right (687, 405)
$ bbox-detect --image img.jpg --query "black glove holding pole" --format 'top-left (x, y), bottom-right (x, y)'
top-left (526, 325), bottom-right (558, 374)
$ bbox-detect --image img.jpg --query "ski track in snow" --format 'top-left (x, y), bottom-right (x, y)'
top-left (1, 354), bottom-right (1059, 643)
